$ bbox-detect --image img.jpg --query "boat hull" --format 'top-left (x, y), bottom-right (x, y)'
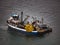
top-left (8, 24), bottom-right (52, 36)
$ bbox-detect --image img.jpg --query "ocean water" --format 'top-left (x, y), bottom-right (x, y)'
top-left (0, 0), bottom-right (60, 45)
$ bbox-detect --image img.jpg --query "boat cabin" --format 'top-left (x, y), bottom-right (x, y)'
top-left (12, 14), bottom-right (19, 20)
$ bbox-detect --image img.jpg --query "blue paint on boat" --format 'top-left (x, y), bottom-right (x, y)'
top-left (8, 24), bottom-right (38, 36)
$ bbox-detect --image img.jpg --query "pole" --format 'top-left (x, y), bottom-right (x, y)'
top-left (21, 11), bottom-right (23, 22)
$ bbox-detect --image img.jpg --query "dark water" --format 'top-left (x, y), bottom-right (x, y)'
top-left (0, 0), bottom-right (60, 45)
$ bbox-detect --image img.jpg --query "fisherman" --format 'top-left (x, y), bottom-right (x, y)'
top-left (32, 20), bottom-right (40, 30)
top-left (32, 20), bottom-right (43, 32)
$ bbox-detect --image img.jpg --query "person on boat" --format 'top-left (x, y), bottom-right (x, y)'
top-left (32, 20), bottom-right (44, 32)
top-left (25, 21), bottom-right (34, 32)
top-left (32, 20), bottom-right (40, 30)
top-left (7, 16), bottom-right (13, 24)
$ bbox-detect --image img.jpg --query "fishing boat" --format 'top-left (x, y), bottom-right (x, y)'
top-left (7, 12), bottom-right (52, 36)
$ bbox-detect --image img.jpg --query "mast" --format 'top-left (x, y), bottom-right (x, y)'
top-left (21, 11), bottom-right (23, 22)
